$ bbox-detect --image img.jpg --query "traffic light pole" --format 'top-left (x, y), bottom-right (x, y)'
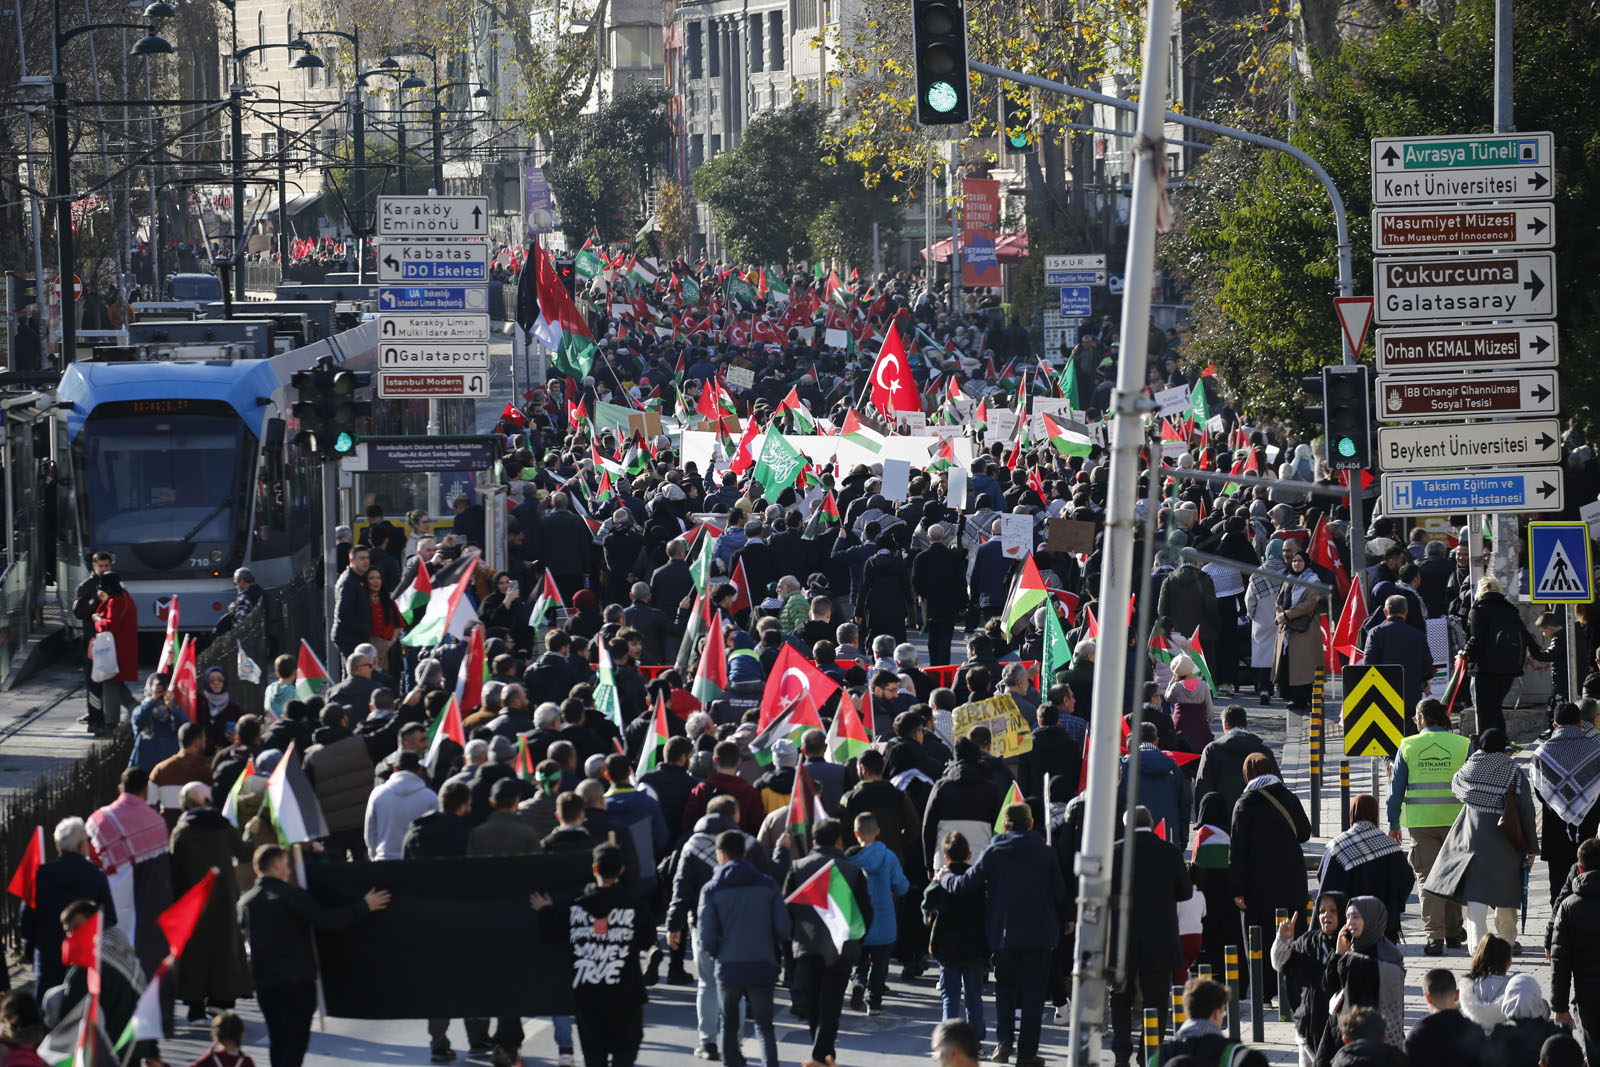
top-left (321, 460), bottom-right (340, 680)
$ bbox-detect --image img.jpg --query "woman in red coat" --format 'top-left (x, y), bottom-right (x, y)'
top-left (89, 572), bottom-right (139, 736)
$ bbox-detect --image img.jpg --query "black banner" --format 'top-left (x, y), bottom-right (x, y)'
top-left (305, 854), bottom-right (592, 1019)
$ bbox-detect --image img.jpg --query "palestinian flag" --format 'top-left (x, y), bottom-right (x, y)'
top-left (802, 492), bottom-right (841, 540)
top-left (757, 644), bottom-right (839, 730)
top-left (171, 635), bottom-right (198, 724)
top-left (530, 570), bottom-right (565, 630)
top-left (785, 859), bottom-right (866, 958)
top-left (779, 386), bottom-right (817, 433)
top-left (593, 635), bottom-right (625, 733)
top-left (825, 688), bottom-right (872, 763)
top-left (1149, 631), bottom-right (1177, 674)
top-left (1041, 600), bottom-right (1073, 681)
top-left (690, 597), bottom-right (728, 705)
top-left (1191, 823), bottom-right (1230, 869)
top-left (1000, 554), bottom-right (1050, 640)
top-left (1441, 653), bottom-right (1469, 716)
top-left (221, 757), bottom-right (256, 827)
top-left (840, 410), bottom-right (884, 454)
top-left (6, 825), bottom-right (43, 907)
top-left (1041, 414), bottom-right (1094, 457)
top-left (514, 736), bottom-right (537, 781)
top-left (156, 595), bottom-right (180, 674)
top-left (752, 424), bottom-right (807, 499)
top-left (1082, 605), bottom-right (1099, 639)
top-left (972, 398), bottom-right (988, 433)
top-left (636, 693), bottom-right (672, 778)
top-left (396, 563), bottom-right (433, 626)
top-left (750, 705), bottom-right (809, 767)
top-left (927, 437), bottom-right (957, 472)
top-left (425, 695), bottom-right (466, 774)
top-left (292, 639), bottom-right (328, 700)
top-left (786, 763), bottom-right (828, 855)
top-left (117, 971), bottom-right (164, 1053)
top-left (1060, 362), bottom-right (1080, 408)
top-left (993, 780), bottom-right (1025, 834)
top-left (266, 742), bottom-right (329, 845)
top-left (1185, 630), bottom-right (1217, 692)
top-left (402, 562), bottom-right (480, 648)
top-left (529, 242), bottom-right (598, 380)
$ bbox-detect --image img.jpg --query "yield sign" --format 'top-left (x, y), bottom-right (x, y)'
top-left (1334, 296), bottom-right (1376, 356)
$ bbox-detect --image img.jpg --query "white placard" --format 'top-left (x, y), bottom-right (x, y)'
top-left (1029, 398), bottom-right (1073, 440)
top-left (984, 408), bottom-right (1019, 445)
top-left (900, 411), bottom-right (928, 433)
top-left (881, 458), bottom-right (911, 502)
top-left (1581, 500), bottom-right (1600, 541)
top-left (947, 467), bottom-right (969, 511)
top-left (725, 365), bottom-right (756, 391)
top-left (1154, 384), bottom-right (1191, 417)
top-left (1000, 513), bottom-right (1032, 559)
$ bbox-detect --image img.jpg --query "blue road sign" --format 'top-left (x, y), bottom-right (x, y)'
top-left (377, 286), bottom-right (489, 312)
top-left (1059, 286), bottom-right (1092, 316)
top-left (1380, 467), bottom-right (1564, 516)
top-left (1529, 521), bottom-right (1594, 604)
top-left (1045, 270), bottom-right (1104, 287)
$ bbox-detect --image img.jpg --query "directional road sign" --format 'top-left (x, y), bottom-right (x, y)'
top-left (1381, 468), bottom-right (1564, 516)
top-left (1373, 251), bottom-right (1556, 323)
top-left (1370, 131), bottom-right (1555, 205)
top-left (1044, 254), bottom-right (1106, 271)
top-left (1375, 371), bottom-right (1558, 421)
top-left (1342, 665), bottom-right (1405, 757)
top-left (376, 242), bottom-right (490, 282)
top-left (1059, 287), bottom-right (1092, 316)
top-left (1374, 322), bottom-right (1558, 374)
top-left (376, 371), bottom-right (490, 398)
top-left (1377, 418), bottom-right (1563, 472)
top-left (1528, 522), bottom-right (1594, 604)
top-left (1045, 269), bottom-right (1106, 287)
top-left (1370, 204), bottom-right (1555, 253)
top-left (376, 286), bottom-right (489, 312)
top-left (375, 195), bottom-right (491, 237)
top-left (379, 343), bottom-right (491, 371)
top-left (377, 314), bottom-right (491, 342)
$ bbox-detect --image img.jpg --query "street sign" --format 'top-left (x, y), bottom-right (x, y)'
top-left (1528, 522), bottom-right (1594, 604)
top-left (340, 435), bottom-right (503, 474)
top-left (1044, 254), bottom-right (1106, 271)
top-left (377, 286), bottom-right (489, 312)
top-left (52, 275), bottom-right (82, 302)
top-left (1375, 371), bottom-right (1558, 421)
top-left (376, 242), bottom-right (490, 282)
top-left (1370, 204), bottom-right (1555, 253)
top-left (1342, 665), bottom-right (1405, 757)
top-left (379, 343), bottom-right (491, 371)
top-left (375, 195), bottom-right (491, 237)
top-left (1059, 286), bottom-right (1092, 316)
top-left (1380, 468), bottom-right (1564, 515)
top-left (1333, 296), bottom-right (1376, 356)
top-left (1376, 418), bottom-right (1563, 472)
top-left (376, 371), bottom-right (490, 398)
top-left (377, 314), bottom-right (492, 342)
top-left (1374, 322), bottom-right (1558, 374)
top-left (1044, 269), bottom-right (1107, 287)
top-left (1373, 251), bottom-right (1556, 324)
top-left (1370, 131), bottom-right (1555, 205)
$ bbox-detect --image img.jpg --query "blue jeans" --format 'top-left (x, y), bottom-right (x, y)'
top-left (939, 963), bottom-right (986, 1042)
top-left (719, 983), bottom-right (778, 1067)
top-left (692, 926), bottom-right (741, 1048)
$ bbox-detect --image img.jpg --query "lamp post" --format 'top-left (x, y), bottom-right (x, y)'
top-left (428, 81), bottom-right (490, 194)
top-left (230, 39), bottom-right (316, 294)
top-left (51, 0), bottom-right (172, 363)
top-left (294, 30), bottom-right (363, 274)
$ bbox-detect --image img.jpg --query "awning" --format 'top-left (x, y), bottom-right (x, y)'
top-left (921, 231), bottom-right (1029, 263)
top-left (248, 191), bottom-right (324, 216)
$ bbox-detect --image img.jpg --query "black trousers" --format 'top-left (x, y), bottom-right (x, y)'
top-left (1577, 996), bottom-right (1600, 1067)
top-left (1109, 966), bottom-right (1170, 1066)
top-left (993, 947), bottom-right (1051, 1058)
top-left (1474, 672), bottom-right (1515, 736)
top-left (926, 622), bottom-right (957, 667)
top-left (575, 995), bottom-right (643, 1067)
top-left (257, 981), bottom-right (318, 1067)
top-left (792, 953), bottom-right (852, 1063)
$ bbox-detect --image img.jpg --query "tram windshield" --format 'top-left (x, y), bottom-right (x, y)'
top-left (73, 407), bottom-right (254, 575)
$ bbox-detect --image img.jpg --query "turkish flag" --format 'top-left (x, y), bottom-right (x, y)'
top-left (868, 328), bottom-right (921, 414)
top-left (757, 644), bottom-right (841, 730)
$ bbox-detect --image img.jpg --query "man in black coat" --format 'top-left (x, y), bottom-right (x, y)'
top-left (540, 492), bottom-right (594, 601)
top-left (20, 818), bottom-right (116, 995)
top-left (783, 818), bottom-right (873, 1067)
top-left (622, 583), bottom-right (673, 665)
top-left (768, 511), bottom-right (813, 589)
top-left (1107, 807), bottom-right (1193, 1067)
top-left (650, 541), bottom-right (694, 622)
top-left (1017, 694), bottom-right (1083, 799)
top-left (1551, 838), bottom-right (1600, 1063)
top-left (601, 510), bottom-right (648, 605)
top-left (732, 519), bottom-right (779, 608)
top-left (857, 536), bottom-right (915, 645)
top-left (1193, 706), bottom-right (1273, 823)
top-left (1365, 595), bottom-right (1434, 721)
top-left (330, 545), bottom-right (373, 660)
top-left (1405, 968), bottom-right (1487, 1067)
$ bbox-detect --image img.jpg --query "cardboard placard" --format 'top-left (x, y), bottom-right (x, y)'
top-left (1000, 512), bottom-right (1033, 559)
top-left (881, 458), bottom-right (911, 502)
top-left (1048, 518), bottom-right (1096, 554)
top-left (951, 694), bottom-right (1034, 758)
top-left (725, 365), bottom-right (756, 391)
top-left (625, 410), bottom-right (663, 439)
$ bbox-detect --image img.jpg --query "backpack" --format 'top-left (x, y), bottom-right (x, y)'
top-left (1483, 620), bottom-right (1525, 675)
top-left (1151, 1033), bottom-right (1250, 1067)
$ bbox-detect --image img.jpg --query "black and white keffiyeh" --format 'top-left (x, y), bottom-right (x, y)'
top-left (1452, 750), bottom-right (1518, 813)
top-left (1322, 820), bottom-right (1402, 877)
top-left (1532, 725), bottom-right (1600, 828)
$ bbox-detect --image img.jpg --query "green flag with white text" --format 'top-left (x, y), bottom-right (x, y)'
top-left (752, 424), bottom-right (806, 499)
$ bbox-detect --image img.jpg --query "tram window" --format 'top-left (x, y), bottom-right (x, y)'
top-left (286, 434), bottom-right (313, 550)
top-left (252, 419), bottom-right (289, 557)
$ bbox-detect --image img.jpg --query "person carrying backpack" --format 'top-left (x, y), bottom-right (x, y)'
top-left (1466, 576), bottom-right (1546, 736)
top-left (1151, 978), bottom-right (1269, 1067)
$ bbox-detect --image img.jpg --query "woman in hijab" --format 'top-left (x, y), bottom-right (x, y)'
top-left (566, 588), bottom-right (603, 641)
top-left (1230, 751), bottom-right (1312, 1005)
top-left (1244, 539), bottom-right (1286, 704)
top-left (1313, 896), bottom-right (1405, 1067)
top-left (1190, 792), bottom-right (1236, 979)
top-left (1165, 653), bottom-right (1216, 755)
top-left (199, 667), bottom-right (243, 751)
top-left (1317, 794), bottom-right (1415, 941)
top-left (1271, 889), bottom-right (1348, 1067)
top-left (1274, 552), bottom-right (1323, 712)
top-left (1486, 973), bottom-right (1567, 1067)
top-left (1530, 702), bottom-right (1600, 900)
top-left (1423, 727), bottom-right (1538, 949)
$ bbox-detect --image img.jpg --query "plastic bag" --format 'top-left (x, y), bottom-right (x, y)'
top-left (90, 630), bottom-right (119, 681)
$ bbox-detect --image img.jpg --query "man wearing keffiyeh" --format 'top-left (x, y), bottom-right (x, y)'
top-left (86, 765), bottom-right (175, 1027)
top-left (1532, 703), bottom-right (1600, 902)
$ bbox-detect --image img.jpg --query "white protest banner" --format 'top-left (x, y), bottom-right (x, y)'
top-left (1000, 513), bottom-right (1032, 559)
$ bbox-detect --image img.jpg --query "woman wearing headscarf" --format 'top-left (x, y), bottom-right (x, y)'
top-left (198, 667), bottom-right (243, 752)
top-left (1274, 552), bottom-right (1323, 712)
top-left (1529, 702), bottom-right (1600, 901)
top-left (1230, 751), bottom-right (1312, 1004)
top-left (1271, 888), bottom-right (1348, 1067)
top-left (1165, 653), bottom-right (1216, 755)
top-left (1190, 793), bottom-right (1236, 979)
top-left (1486, 974), bottom-right (1567, 1067)
top-left (1317, 795), bottom-right (1415, 941)
top-left (1312, 896), bottom-right (1405, 1067)
top-left (1244, 539), bottom-right (1286, 704)
top-left (1423, 727), bottom-right (1537, 949)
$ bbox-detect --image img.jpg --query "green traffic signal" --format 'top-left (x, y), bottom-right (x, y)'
top-left (1336, 437), bottom-right (1357, 458)
top-left (1008, 131), bottom-right (1028, 149)
top-left (333, 430), bottom-right (357, 454)
top-left (927, 81), bottom-right (960, 113)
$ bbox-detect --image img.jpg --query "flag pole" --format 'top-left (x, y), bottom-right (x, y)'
top-left (292, 843), bottom-right (330, 1033)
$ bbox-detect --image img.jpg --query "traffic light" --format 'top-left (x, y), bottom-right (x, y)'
top-left (1322, 364), bottom-right (1372, 471)
top-left (912, 0), bottom-right (970, 125)
top-left (290, 354), bottom-right (371, 460)
top-left (555, 258), bottom-right (576, 298)
top-left (1000, 90), bottom-right (1031, 152)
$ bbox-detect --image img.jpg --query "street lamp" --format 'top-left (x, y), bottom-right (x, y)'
top-left (360, 66), bottom-right (421, 195)
top-left (428, 81), bottom-right (488, 194)
top-left (51, 0), bottom-right (172, 363)
top-left (297, 29), bottom-right (367, 278)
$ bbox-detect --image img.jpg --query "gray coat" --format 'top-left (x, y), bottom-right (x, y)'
top-left (1423, 766), bottom-right (1535, 909)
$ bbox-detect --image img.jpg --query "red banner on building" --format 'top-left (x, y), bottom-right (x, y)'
top-left (961, 178), bottom-right (1003, 287)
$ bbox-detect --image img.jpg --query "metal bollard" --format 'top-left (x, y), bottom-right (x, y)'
top-left (1225, 945), bottom-right (1241, 1042)
top-left (1310, 670), bottom-right (1324, 836)
top-left (1275, 910), bottom-right (1292, 1021)
top-left (1340, 759), bottom-right (1352, 831)
top-left (1198, 963), bottom-right (1213, 979)
top-left (1144, 1008), bottom-right (1161, 1061)
top-left (1171, 985), bottom-right (1186, 1031)
top-left (1248, 925), bottom-right (1265, 1043)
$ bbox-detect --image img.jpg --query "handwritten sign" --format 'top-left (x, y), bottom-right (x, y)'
top-left (952, 694), bottom-right (1034, 758)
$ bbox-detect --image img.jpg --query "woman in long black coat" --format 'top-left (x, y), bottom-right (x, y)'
top-left (169, 790), bottom-right (253, 1017)
top-left (1229, 751), bottom-right (1311, 1004)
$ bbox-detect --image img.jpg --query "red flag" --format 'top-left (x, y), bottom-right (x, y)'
top-left (1078, 729), bottom-right (1090, 794)
top-left (1308, 516), bottom-right (1350, 597)
top-left (171, 636), bottom-right (198, 724)
top-left (1083, 605), bottom-right (1099, 639)
top-left (498, 402), bottom-right (528, 429)
top-left (757, 644), bottom-right (841, 730)
top-left (158, 867), bottom-right (218, 966)
top-left (1320, 615), bottom-right (1338, 677)
top-left (1331, 577), bottom-right (1366, 666)
top-left (730, 558), bottom-right (753, 617)
top-left (6, 825), bottom-right (43, 908)
top-left (61, 910), bottom-right (102, 986)
top-left (1153, 818), bottom-right (1167, 841)
top-left (1005, 433), bottom-right (1022, 471)
top-left (728, 416), bottom-right (761, 475)
top-left (867, 327), bottom-right (921, 414)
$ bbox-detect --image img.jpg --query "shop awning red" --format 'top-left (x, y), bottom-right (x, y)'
top-left (921, 232), bottom-right (1029, 263)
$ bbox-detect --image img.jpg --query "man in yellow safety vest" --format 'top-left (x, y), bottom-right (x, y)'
top-left (1387, 696), bottom-right (1472, 956)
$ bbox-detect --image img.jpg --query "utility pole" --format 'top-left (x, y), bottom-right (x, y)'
top-left (231, 84), bottom-right (246, 301)
top-left (1067, 1), bottom-right (1171, 1063)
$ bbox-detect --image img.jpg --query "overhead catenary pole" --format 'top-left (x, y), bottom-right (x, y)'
top-left (1067, 0), bottom-right (1172, 1062)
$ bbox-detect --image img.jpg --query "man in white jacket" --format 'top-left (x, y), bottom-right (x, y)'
top-left (364, 750), bottom-right (438, 859)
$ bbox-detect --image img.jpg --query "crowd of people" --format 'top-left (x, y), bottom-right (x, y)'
top-left (9, 259), bottom-right (1600, 1067)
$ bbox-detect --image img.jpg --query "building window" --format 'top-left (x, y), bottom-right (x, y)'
top-left (768, 12), bottom-right (784, 69)
top-left (690, 133), bottom-right (704, 169)
top-left (793, 0), bottom-right (816, 31)
top-left (256, 12), bottom-right (265, 65)
top-left (687, 21), bottom-right (703, 79)
top-left (748, 14), bottom-right (763, 71)
top-left (708, 21), bottom-right (720, 77)
top-left (285, 7), bottom-right (294, 46)
top-left (611, 25), bottom-right (662, 69)
top-left (710, 133), bottom-right (721, 157)
top-left (260, 133), bottom-right (273, 157)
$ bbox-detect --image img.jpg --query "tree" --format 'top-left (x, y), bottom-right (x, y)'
top-left (544, 82), bottom-right (670, 247)
top-left (655, 179), bottom-right (694, 260)
top-left (1165, 0), bottom-right (1600, 430)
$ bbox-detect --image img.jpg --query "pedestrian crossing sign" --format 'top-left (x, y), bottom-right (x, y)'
top-left (1342, 665), bottom-right (1406, 757)
top-left (1529, 521), bottom-right (1594, 604)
